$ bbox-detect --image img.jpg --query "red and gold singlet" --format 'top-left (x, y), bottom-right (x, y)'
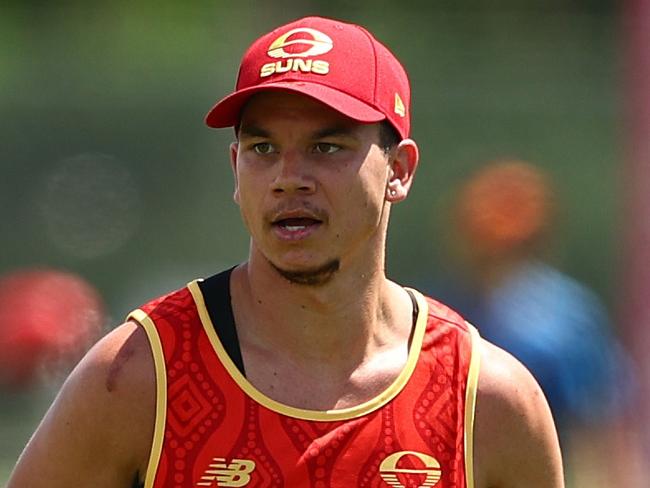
top-left (128, 279), bottom-right (480, 488)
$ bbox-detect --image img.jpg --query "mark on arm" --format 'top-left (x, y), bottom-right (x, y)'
top-left (105, 333), bottom-right (137, 392)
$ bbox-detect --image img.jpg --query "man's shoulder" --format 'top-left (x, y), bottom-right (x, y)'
top-left (7, 322), bottom-right (157, 487)
top-left (476, 339), bottom-right (545, 413)
top-left (97, 321), bottom-right (157, 395)
top-left (76, 320), bottom-right (157, 454)
top-left (62, 320), bottom-right (156, 422)
top-left (473, 339), bottom-right (564, 487)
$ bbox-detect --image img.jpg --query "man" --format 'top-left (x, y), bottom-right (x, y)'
top-left (8, 16), bottom-right (563, 488)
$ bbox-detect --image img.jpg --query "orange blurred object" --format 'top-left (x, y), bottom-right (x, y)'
top-left (0, 269), bottom-right (104, 388)
top-left (455, 160), bottom-right (555, 257)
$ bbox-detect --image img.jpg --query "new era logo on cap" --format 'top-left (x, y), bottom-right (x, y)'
top-left (205, 16), bottom-right (411, 139)
top-left (394, 93), bottom-right (406, 117)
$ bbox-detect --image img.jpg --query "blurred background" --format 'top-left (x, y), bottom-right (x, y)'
top-left (1, 0), bottom-right (648, 486)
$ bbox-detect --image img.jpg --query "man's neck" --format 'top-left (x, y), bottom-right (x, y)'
top-left (228, 257), bottom-right (415, 409)
top-left (235, 259), bottom-right (391, 346)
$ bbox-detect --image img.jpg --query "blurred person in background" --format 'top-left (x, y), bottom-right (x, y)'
top-left (0, 268), bottom-right (105, 390)
top-left (432, 160), bottom-right (636, 486)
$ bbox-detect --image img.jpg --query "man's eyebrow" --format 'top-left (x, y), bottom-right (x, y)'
top-left (239, 124), bottom-right (357, 140)
top-left (238, 124), bottom-right (270, 138)
top-left (313, 125), bottom-right (357, 139)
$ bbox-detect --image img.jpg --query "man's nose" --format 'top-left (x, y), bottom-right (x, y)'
top-left (271, 151), bottom-right (316, 195)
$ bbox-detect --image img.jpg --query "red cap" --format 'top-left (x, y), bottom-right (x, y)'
top-left (205, 16), bottom-right (411, 139)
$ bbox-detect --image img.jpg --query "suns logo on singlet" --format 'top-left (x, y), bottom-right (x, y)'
top-left (379, 451), bottom-right (442, 488)
top-left (196, 458), bottom-right (256, 487)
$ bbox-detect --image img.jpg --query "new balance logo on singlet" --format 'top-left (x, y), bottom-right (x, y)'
top-left (196, 458), bottom-right (256, 487)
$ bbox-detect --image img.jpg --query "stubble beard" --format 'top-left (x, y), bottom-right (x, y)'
top-left (270, 258), bottom-right (341, 286)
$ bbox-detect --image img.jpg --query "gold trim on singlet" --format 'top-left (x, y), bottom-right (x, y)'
top-left (463, 322), bottom-right (482, 488)
top-left (187, 280), bottom-right (429, 421)
top-left (127, 309), bottom-right (168, 488)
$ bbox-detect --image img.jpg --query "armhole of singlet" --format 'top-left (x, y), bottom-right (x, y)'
top-left (464, 322), bottom-right (481, 488)
top-left (197, 267), bottom-right (246, 376)
top-left (126, 309), bottom-right (168, 488)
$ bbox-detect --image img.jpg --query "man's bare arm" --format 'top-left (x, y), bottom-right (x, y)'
top-left (474, 340), bottom-right (565, 488)
top-left (7, 322), bottom-right (155, 488)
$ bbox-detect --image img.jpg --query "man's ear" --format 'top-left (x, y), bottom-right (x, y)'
top-left (230, 141), bottom-right (240, 204)
top-left (386, 139), bottom-right (419, 203)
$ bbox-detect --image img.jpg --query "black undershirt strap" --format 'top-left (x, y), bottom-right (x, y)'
top-left (198, 267), bottom-right (246, 376)
top-left (406, 289), bottom-right (419, 347)
top-left (132, 472), bottom-right (144, 488)
top-left (406, 289), bottom-right (419, 323)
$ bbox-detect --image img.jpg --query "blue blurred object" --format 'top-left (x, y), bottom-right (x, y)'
top-left (440, 260), bottom-right (633, 429)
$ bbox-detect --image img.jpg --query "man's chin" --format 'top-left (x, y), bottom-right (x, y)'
top-left (270, 259), bottom-right (340, 286)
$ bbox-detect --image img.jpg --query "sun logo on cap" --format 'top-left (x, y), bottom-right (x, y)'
top-left (267, 28), bottom-right (334, 58)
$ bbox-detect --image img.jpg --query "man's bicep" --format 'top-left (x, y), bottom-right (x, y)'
top-left (473, 340), bottom-right (564, 488)
top-left (7, 322), bottom-right (154, 488)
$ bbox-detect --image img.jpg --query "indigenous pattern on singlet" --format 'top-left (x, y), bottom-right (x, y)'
top-left (128, 279), bottom-right (480, 488)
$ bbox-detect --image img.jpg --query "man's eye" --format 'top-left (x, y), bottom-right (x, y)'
top-left (313, 143), bottom-right (340, 154)
top-left (253, 142), bottom-right (274, 154)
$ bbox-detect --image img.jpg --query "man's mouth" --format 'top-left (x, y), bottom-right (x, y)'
top-left (274, 217), bottom-right (322, 231)
top-left (271, 215), bottom-right (324, 240)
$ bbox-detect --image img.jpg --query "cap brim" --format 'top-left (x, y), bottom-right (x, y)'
top-left (205, 81), bottom-right (386, 128)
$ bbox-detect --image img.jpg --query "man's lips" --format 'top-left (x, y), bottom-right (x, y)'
top-left (270, 212), bottom-right (324, 240)
top-left (274, 217), bottom-right (322, 230)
